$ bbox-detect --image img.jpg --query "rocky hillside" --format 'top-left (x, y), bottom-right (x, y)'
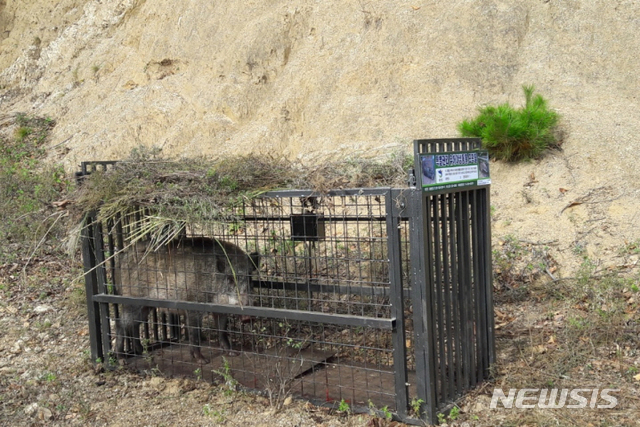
top-left (2, 0), bottom-right (639, 276)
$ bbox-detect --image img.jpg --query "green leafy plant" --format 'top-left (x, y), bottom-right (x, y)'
top-left (367, 400), bottom-right (392, 421)
top-left (108, 356), bottom-right (118, 368)
top-left (449, 405), bottom-right (460, 421)
top-left (338, 399), bottom-right (350, 413)
top-left (410, 397), bottom-right (424, 416)
top-left (576, 257), bottom-right (597, 286)
top-left (437, 406), bottom-right (460, 424)
top-left (380, 405), bottom-right (392, 421)
top-left (458, 85), bottom-right (561, 162)
top-left (214, 357), bottom-right (238, 395)
top-left (43, 372), bottom-right (57, 382)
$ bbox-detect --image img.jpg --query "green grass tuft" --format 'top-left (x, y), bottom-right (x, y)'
top-left (458, 85), bottom-right (561, 162)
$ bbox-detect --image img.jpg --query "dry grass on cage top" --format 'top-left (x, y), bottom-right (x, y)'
top-left (71, 149), bottom-right (412, 224)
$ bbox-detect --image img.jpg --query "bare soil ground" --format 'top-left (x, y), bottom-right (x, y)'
top-left (1, 238), bottom-right (638, 426)
top-left (0, 251), bottom-right (384, 427)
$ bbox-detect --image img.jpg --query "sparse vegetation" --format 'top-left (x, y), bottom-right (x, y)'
top-left (202, 404), bottom-right (226, 423)
top-left (380, 405), bottom-right (392, 421)
top-left (15, 126), bottom-right (32, 141)
top-left (458, 85), bottom-right (561, 162)
top-left (246, 321), bottom-right (312, 410)
top-left (194, 367), bottom-right (202, 381)
top-left (410, 397), bottom-right (424, 417)
top-left (0, 112), bottom-right (636, 426)
top-left (43, 372), bottom-right (57, 382)
top-left (0, 113), bottom-right (68, 262)
top-left (1, 161), bottom-right (638, 427)
top-left (492, 234), bottom-right (553, 293)
top-left (437, 405), bottom-right (460, 424)
top-left (213, 357), bottom-right (238, 395)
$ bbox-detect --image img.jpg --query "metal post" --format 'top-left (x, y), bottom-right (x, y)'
top-left (479, 188), bottom-right (496, 374)
top-left (408, 188), bottom-right (437, 425)
top-left (92, 220), bottom-right (113, 358)
top-left (81, 213), bottom-right (104, 362)
top-left (387, 189), bottom-right (409, 417)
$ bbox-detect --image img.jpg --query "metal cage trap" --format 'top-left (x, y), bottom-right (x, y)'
top-left (80, 139), bottom-right (495, 424)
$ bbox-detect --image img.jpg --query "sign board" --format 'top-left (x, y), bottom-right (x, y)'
top-left (418, 150), bottom-right (490, 192)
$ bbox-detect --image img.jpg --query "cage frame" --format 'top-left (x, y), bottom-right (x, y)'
top-left (79, 138), bottom-right (495, 424)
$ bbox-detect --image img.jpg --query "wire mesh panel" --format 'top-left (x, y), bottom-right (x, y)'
top-left (82, 188), bottom-right (416, 417)
top-left (237, 191), bottom-right (394, 317)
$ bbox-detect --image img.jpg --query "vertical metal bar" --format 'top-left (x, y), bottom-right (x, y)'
top-left (161, 312), bottom-right (168, 340)
top-left (468, 190), bottom-right (481, 387)
top-left (474, 188), bottom-right (490, 380)
top-left (459, 191), bottom-right (474, 391)
top-left (426, 192), bottom-right (440, 424)
top-left (475, 189), bottom-right (488, 379)
top-left (81, 213), bottom-right (103, 362)
top-left (92, 220), bottom-right (113, 357)
top-left (113, 213), bottom-right (124, 323)
top-left (170, 313), bottom-right (180, 341)
top-left (387, 190), bottom-right (408, 417)
top-left (143, 318), bottom-right (150, 341)
top-left (440, 194), bottom-right (454, 402)
top-left (480, 188), bottom-right (496, 375)
top-left (408, 189), bottom-right (437, 425)
top-left (449, 192), bottom-right (463, 397)
top-left (152, 309), bottom-right (159, 342)
top-left (432, 193), bottom-right (447, 407)
top-left (106, 218), bottom-right (116, 281)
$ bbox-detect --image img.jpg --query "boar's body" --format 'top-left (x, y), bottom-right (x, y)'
top-left (114, 237), bottom-right (258, 362)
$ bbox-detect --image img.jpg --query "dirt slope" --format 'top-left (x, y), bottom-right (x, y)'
top-left (1, 0), bottom-right (639, 273)
top-left (1, 2), bottom-right (640, 426)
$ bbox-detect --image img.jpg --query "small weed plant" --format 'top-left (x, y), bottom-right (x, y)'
top-left (338, 399), bottom-right (350, 414)
top-left (437, 405), bottom-right (460, 424)
top-left (213, 357), bottom-right (238, 395)
top-left (202, 404), bottom-right (226, 423)
top-left (380, 405), bottom-right (392, 421)
top-left (367, 400), bottom-right (393, 421)
top-left (410, 397), bottom-right (424, 417)
top-left (458, 85), bottom-right (561, 162)
top-left (194, 367), bottom-right (202, 381)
